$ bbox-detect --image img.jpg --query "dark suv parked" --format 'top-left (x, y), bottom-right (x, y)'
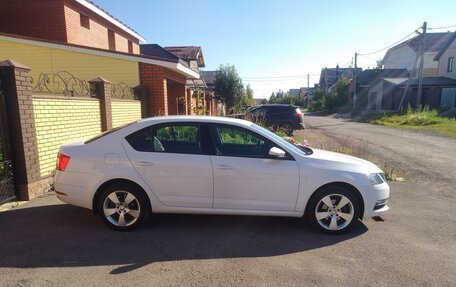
top-left (236, 104), bottom-right (305, 135)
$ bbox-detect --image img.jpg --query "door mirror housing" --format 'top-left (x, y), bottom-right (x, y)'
top-left (268, 147), bottom-right (286, 158)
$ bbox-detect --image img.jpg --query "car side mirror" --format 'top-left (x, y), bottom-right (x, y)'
top-left (268, 147), bottom-right (286, 158)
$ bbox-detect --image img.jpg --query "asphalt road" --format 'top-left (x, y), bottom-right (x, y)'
top-left (1, 116), bottom-right (455, 286)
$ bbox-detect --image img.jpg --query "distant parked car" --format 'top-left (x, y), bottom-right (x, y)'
top-left (54, 116), bottom-right (389, 234)
top-left (232, 104), bottom-right (305, 135)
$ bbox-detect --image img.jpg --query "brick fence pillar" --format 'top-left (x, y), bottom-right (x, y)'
top-left (0, 59), bottom-right (44, 200)
top-left (89, 77), bottom-right (112, 131)
top-left (134, 85), bottom-right (147, 119)
top-left (186, 88), bottom-right (192, 115)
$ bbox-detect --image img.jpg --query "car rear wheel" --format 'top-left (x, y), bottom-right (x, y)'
top-left (98, 183), bottom-right (149, 231)
top-left (279, 122), bottom-right (294, 136)
top-left (307, 186), bottom-right (360, 234)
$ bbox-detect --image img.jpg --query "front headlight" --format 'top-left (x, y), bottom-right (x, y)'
top-left (368, 173), bottom-right (385, 185)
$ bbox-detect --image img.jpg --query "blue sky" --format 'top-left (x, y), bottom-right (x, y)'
top-left (94, 0), bottom-right (455, 98)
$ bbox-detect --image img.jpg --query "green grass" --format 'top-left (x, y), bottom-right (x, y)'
top-left (370, 108), bottom-right (456, 138)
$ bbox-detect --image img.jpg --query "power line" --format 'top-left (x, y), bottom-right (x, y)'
top-left (341, 58), bottom-right (353, 68)
top-left (241, 73), bottom-right (319, 79)
top-left (428, 24), bottom-right (456, 30)
top-left (244, 79), bottom-right (310, 84)
top-left (358, 26), bottom-right (421, 56)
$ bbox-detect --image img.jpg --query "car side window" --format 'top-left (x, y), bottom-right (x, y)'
top-left (210, 125), bottom-right (272, 158)
top-left (127, 124), bottom-right (202, 154)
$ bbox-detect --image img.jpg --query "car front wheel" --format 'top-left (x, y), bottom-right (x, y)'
top-left (307, 186), bottom-right (360, 234)
top-left (98, 183), bottom-right (149, 231)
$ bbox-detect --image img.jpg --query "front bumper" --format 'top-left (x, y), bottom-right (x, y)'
top-left (359, 182), bottom-right (390, 218)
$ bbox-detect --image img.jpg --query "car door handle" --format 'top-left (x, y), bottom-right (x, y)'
top-left (215, 165), bottom-right (233, 170)
top-left (135, 161), bottom-right (154, 166)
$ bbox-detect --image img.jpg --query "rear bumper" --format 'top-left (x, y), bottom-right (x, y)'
top-left (54, 170), bottom-right (99, 210)
top-left (293, 122), bottom-right (305, 130)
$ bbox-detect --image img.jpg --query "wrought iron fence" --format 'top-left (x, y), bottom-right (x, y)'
top-left (32, 71), bottom-right (95, 97)
top-left (0, 160), bottom-right (15, 203)
top-left (111, 82), bottom-right (138, 100)
top-left (0, 75), bottom-right (15, 203)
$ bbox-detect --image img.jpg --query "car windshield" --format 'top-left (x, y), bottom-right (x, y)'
top-left (249, 123), bottom-right (312, 156)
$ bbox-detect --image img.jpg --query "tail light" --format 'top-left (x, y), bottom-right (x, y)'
top-left (294, 108), bottom-right (303, 118)
top-left (56, 152), bottom-right (71, 171)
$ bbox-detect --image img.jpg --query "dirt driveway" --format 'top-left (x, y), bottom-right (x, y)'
top-left (1, 115), bottom-right (455, 286)
top-left (299, 114), bottom-right (456, 198)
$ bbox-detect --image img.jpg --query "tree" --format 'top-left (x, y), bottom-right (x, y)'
top-left (375, 58), bottom-right (383, 70)
top-left (243, 84), bottom-right (256, 106)
top-left (214, 64), bottom-right (245, 114)
top-left (260, 98), bottom-right (268, 104)
top-left (269, 92), bottom-right (276, 103)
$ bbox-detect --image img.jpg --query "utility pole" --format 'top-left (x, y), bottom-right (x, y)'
top-left (307, 73), bottom-right (309, 89)
top-left (353, 52), bottom-right (358, 110)
top-left (416, 21), bottom-right (427, 109)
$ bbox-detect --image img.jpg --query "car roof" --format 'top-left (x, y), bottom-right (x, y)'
top-left (260, 104), bottom-right (298, 108)
top-left (137, 115), bottom-right (253, 127)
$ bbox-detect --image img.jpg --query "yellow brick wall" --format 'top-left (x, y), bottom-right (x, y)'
top-left (33, 96), bottom-right (101, 177)
top-left (112, 100), bottom-right (142, 128)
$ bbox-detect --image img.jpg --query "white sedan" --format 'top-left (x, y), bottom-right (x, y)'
top-left (54, 116), bottom-right (389, 234)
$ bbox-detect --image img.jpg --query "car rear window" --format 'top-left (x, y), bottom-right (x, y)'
top-left (85, 122), bottom-right (136, 144)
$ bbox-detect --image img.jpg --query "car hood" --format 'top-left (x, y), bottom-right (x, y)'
top-left (303, 148), bottom-right (382, 174)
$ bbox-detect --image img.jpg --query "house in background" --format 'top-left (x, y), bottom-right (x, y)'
top-left (164, 46), bottom-right (216, 115)
top-left (319, 66), bottom-right (362, 91)
top-left (165, 46), bottom-right (205, 72)
top-left (353, 69), bottom-right (409, 110)
top-left (200, 70), bottom-right (224, 115)
top-left (383, 32), bottom-right (453, 77)
top-left (378, 31), bottom-right (456, 109)
top-left (0, 0), bottom-right (203, 118)
top-left (140, 45), bottom-right (223, 115)
top-left (288, 89), bottom-right (301, 97)
top-left (434, 32), bottom-right (456, 108)
top-left (299, 86), bottom-right (317, 108)
top-left (0, 0), bottom-right (145, 54)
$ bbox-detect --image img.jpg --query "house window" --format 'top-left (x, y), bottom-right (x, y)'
top-left (108, 29), bottom-right (116, 51)
top-left (128, 40), bottom-right (133, 53)
top-left (80, 13), bottom-right (90, 29)
top-left (448, 57), bottom-right (454, 73)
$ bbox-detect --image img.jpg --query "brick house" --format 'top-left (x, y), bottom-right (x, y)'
top-left (0, 0), bottom-right (208, 117)
top-left (164, 46), bottom-right (222, 115)
top-left (0, 0), bottom-right (206, 201)
top-left (0, 0), bottom-right (145, 54)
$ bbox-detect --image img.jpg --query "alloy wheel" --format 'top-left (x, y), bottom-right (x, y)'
top-left (314, 194), bottom-right (354, 231)
top-left (103, 190), bottom-right (141, 227)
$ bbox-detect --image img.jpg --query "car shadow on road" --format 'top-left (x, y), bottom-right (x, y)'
top-left (0, 203), bottom-right (367, 274)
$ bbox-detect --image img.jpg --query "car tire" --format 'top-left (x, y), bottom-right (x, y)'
top-left (279, 122), bottom-right (294, 136)
top-left (307, 185), bottom-right (360, 235)
top-left (98, 183), bottom-right (150, 231)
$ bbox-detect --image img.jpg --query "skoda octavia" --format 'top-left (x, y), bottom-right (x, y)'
top-left (54, 116), bottom-right (389, 234)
